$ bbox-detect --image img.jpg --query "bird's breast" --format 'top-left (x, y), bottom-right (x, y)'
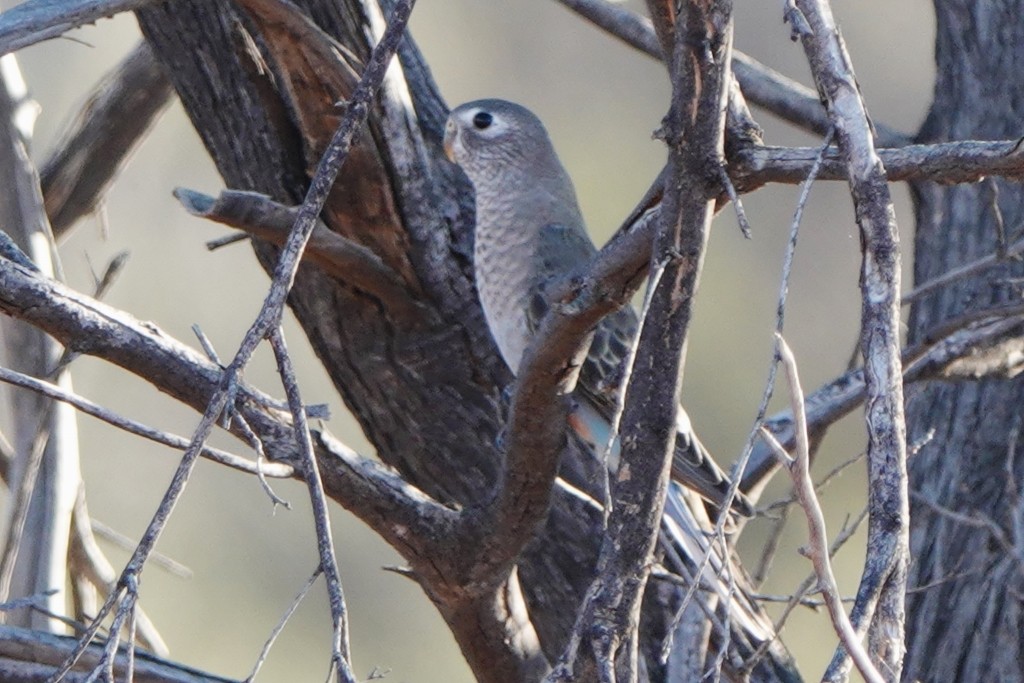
top-left (473, 208), bottom-right (538, 374)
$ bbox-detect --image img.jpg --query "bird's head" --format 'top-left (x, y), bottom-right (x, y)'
top-left (444, 99), bottom-right (559, 182)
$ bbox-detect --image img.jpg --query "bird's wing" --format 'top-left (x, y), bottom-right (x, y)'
top-left (528, 224), bottom-right (753, 516)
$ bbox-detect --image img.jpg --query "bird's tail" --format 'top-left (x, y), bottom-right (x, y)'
top-left (671, 410), bottom-right (755, 516)
top-left (658, 485), bottom-right (802, 682)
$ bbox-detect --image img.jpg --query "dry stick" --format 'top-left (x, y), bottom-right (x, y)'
top-left (126, 596), bottom-right (138, 683)
top-left (763, 335), bottom-right (884, 683)
top-left (49, 3), bottom-right (415, 679)
top-left (748, 129), bottom-right (834, 590)
top-left (247, 568), bottom-right (322, 682)
top-left (69, 498), bottom-right (169, 656)
top-left (0, 0), bottom-right (160, 55)
top-left (554, 2), bottom-right (734, 679)
top-left (792, 3), bottom-right (910, 680)
top-left (190, 322), bottom-right (292, 508)
top-left (0, 404), bottom-right (54, 603)
top-left (747, 345), bottom-right (933, 673)
top-left (0, 366), bottom-right (293, 478)
top-left (40, 41), bottom-right (173, 236)
top-left (268, 327), bottom-right (353, 681)
top-left (233, 413), bottom-right (293, 510)
top-left (89, 520), bottom-right (191, 580)
top-left (744, 505), bottom-right (869, 674)
top-left (662, 128), bottom-right (835, 665)
top-left (717, 165), bottom-right (752, 238)
top-left (599, 259), bottom-right (666, 526)
top-left (762, 450), bottom-right (865, 515)
top-left (984, 178), bottom-right (1008, 256)
top-left (901, 233), bottom-right (1024, 305)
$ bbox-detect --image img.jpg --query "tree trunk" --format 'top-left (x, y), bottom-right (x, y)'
top-left (905, 1), bottom-right (1024, 680)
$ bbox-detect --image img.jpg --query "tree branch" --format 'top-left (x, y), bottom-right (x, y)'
top-left (174, 188), bottom-right (426, 323)
top-left (547, 2), bottom-right (734, 680)
top-left (0, 624), bottom-right (232, 682)
top-left (0, 255), bottom-right (459, 585)
top-left (41, 41), bottom-right (173, 237)
top-left (0, 365), bottom-right (292, 478)
top-left (743, 302), bottom-right (1024, 496)
top-left (268, 326), bottom-right (355, 682)
top-left (792, 4), bottom-right (909, 678)
top-left (0, 0), bottom-right (160, 55)
top-left (0, 50), bottom-right (78, 632)
top-left (731, 139), bottom-right (1024, 189)
top-left (762, 336), bottom-right (884, 683)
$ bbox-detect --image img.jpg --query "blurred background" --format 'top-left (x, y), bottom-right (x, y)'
top-left (2, 0), bottom-right (933, 680)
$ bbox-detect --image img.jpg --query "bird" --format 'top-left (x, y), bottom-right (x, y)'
top-left (443, 98), bottom-right (753, 516)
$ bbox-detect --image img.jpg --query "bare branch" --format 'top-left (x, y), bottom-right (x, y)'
top-left (41, 41), bottom-right (173, 236)
top-left (792, 3), bottom-right (909, 678)
top-left (46, 4), bottom-right (420, 674)
top-left (0, 50), bottom-right (78, 632)
top-left (0, 365), bottom-right (293, 478)
top-left (902, 233), bottom-right (1024, 305)
top-left (0, 0), bottom-right (159, 55)
top-left (553, 0), bottom-right (660, 57)
top-left (68, 491), bottom-right (168, 655)
top-left (0, 624), bottom-right (232, 682)
top-left (268, 327), bottom-right (355, 681)
top-left (744, 302), bottom-right (1024, 494)
top-left (174, 188), bottom-right (425, 322)
top-left (642, 0), bottom-right (674, 65)
top-left (763, 336), bottom-right (884, 683)
top-left (546, 2), bottom-right (734, 679)
top-left (0, 255), bottom-right (458, 554)
top-left (246, 567), bottom-right (323, 682)
top-left (731, 139), bottom-right (1024, 189)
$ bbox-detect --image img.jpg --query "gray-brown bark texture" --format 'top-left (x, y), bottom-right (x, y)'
top-left (906, 2), bottom-right (1024, 681)
top-left (130, 1), bottom-right (800, 681)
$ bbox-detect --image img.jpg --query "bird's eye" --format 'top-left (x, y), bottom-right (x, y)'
top-left (472, 111), bottom-right (494, 130)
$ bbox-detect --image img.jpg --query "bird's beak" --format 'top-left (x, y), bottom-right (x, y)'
top-left (443, 121), bottom-right (457, 163)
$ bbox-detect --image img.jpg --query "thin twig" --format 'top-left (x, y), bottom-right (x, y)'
top-left (984, 178), bottom-right (1007, 256)
top-left (901, 233), bottom-right (1024, 305)
top-left (764, 336), bottom-right (884, 683)
top-left (552, 0), bottom-right (910, 145)
top-left (744, 504), bottom-right (868, 674)
top-left (246, 567), bottom-right (323, 682)
top-left (600, 258), bottom-right (666, 525)
top-left (0, 404), bottom-right (54, 604)
top-left (0, 365), bottom-right (293, 478)
top-left (67, 487), bottom-right (169, 655)
top-left (233, 413), bottom-right (293, 510)
top-left (761, 450), bottom-right (864, 514)
top-left (89, 520), bottom-right (192, 580)
top-left (717, 164), bottom-right (752, 238)
top-left (269, 327), bottom-right (355, 681)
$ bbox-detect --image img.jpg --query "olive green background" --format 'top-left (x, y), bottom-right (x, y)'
top-left (5, 1), bottom-right (932, 680)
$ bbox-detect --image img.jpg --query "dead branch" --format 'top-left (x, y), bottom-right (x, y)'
top-left (792, 2), bottom-right (909, 679)
top-left (762, 336), bottom-right (884, 683)
top-left (546, 2), bottom-right (734, 680)
top-left (41, 41), bottom-right (173, 236)
top-left (0, 0), bottom-right (159, 55)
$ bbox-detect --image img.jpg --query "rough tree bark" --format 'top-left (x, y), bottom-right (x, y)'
top-left (905, 1), bottom-right (1024, 681)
